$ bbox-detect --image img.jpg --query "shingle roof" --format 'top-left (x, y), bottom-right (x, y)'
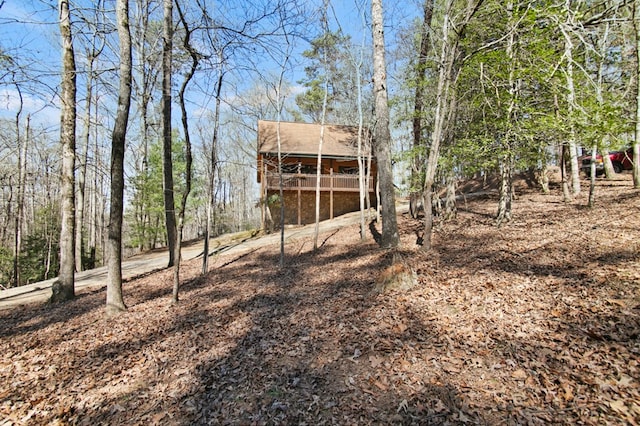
top-left (257, 120), bottom-right (373, 159)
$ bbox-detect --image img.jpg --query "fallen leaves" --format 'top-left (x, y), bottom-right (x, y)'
top-left (0, 181), bottom-right (639, 424)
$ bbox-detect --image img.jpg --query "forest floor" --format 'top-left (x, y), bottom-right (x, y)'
top-left (0, 174), bottom-right (639, 425)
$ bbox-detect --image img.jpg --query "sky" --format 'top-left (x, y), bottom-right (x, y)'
top-left (0, 0), bottom-right (421, 128)
top-left (0, 0), bottom-right (61, 124)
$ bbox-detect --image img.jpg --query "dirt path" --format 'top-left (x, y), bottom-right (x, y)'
top-left (0, 207), bottom-right (391, 310)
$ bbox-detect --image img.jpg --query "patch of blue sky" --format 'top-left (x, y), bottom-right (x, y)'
top-left (0, 0), bottom-right (422, 129)
top-left (0, 0), bottom-right (60, 123)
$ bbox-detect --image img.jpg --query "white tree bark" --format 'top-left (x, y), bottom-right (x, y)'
top-left (371, 0), bottom-right (399, 248)
top-left (560, 2), bottom-right (581, 196)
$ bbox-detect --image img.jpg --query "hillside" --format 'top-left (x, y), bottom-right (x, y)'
top-left (1, 178), bottom-right (639, 425)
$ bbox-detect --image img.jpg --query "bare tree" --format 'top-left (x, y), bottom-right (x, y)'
top-left (313, 3), bottom-right (330, 251)
top-left (51, 0), bottom-right (77, 303)
top-left (276, 81), bottom-right (288, 268)
top-left (132, 0), bottom-right (162, 251)
top-left (76, 3), bottom-right (105, 272)
top-left (410, 0), bottom-right (435, 219)
top-left (12, 89), bottom-right (27, 288)
top-left (350, 4), bottom-right (369, 241)
top-left (162, 0), bottom-right (177, 267)
top-left (106, 0), bottom-right (133, 315)
top-left (171, 0), bottom-right (197, 302)
top-left (371, 0), bottom-right (398, 249)
top-left (202, 66), bottom-right (223, 275)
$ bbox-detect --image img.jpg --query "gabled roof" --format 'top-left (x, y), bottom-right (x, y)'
top-left (257, 120), bottom-right (373, 159)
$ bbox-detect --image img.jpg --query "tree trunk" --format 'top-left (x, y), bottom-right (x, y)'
top-left (422, 0), bottom-right (452, 251)
top-left (496, 153), bottom-right (513, 225)
top-left (133, 0), bottom-right (161, 252)
top-left (560, 18), bottom-right (581, 196)
top-left (203, 69), bottom-right (223, 276)
top-left (276, 122), bottom-right (286, 267)
top-left (12, 90), bottom-right (23, 288)
top-left (634, 0), bottom-right (640, 188)
top-left (496, 0), bottom-right (518, 224)
top-left (13, 98), bottom-right (26, 288)
top-left (561, 143), bottom-right (572, 202)
top-left (162, 0), bottom-right (177, 267)
top-left (410, 0), bottom-right (435, 219)
top-left (52, 0), bottom-right (77, 303)
top-left (602, 147), bottom-right (616, 178)
top-left (76, 46), bottom-right (98, 272)
top-left (313, 124), bottom-right (325, 250)
top-left (106, 0), bottom-right (132, 315)
top-left (355, 42), bottom-right (367, 241)
top-left (539, 152), bottom-right (549, 194)
top-left (371, 0), bottom-right (399, 249)
top-left (172, 0), bottom-right (197, 303)
top-left (588, 143), bottom-right (597, 207)
top-left (590, 24), bottom-right (608, 201)
top-left (443, 173), bottom-right (456, 221)
top-left (313, 4), bottom-right (329, 251)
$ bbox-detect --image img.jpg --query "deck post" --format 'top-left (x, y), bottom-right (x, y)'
top-left (261, 161), bottom-right (267, 230)
top-left (297, 164), bottom-right (301, 225)
top-left (330, 167), bottom-right (334, 220)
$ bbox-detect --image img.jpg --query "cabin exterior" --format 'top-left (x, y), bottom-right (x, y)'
top-left (257, 120), bottom-right (377, 227)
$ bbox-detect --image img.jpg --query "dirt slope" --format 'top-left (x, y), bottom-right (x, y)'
top-left (0, 178), bottom-right (638, 425)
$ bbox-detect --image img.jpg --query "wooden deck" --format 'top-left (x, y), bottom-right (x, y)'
top-left (264, 172), bottom-right (374, 192)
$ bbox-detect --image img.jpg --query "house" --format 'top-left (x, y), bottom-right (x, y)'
top-left (257, 120), bottom-right (377, 227)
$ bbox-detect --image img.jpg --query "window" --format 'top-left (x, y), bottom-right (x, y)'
top-left (339, 166), bottom-right (360, 174)
top-left (300, 165), bottom-right (317, 174)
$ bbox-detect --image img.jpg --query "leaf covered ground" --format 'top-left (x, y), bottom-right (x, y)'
top-left (1, 179), bottom-right (639, 425)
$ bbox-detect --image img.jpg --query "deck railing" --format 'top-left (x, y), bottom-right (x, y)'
top-left (264, 172), bottom-right (374, 192)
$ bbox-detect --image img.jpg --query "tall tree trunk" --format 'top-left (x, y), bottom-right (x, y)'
top-left (76, 45), bottom-right (98, 272)
top-left (589, 23), bottom-right (610, 203)
top-left (560, 11), bottom-right (580, 196)
top-left (313, 3), bottom-right (329, 251)
top-left (13, 94), bottom-right (26, 288)
top-left (371, 0), bottom-right (399, 249)
top-left (88, 95), bottom-right (100, 270)
top-left (203, 69), bottom-right (223, 275)
top-left (52, 0), bottom-right (77, 303)
top-left (554, 93), bottom-right (572, 202)
top-left (134, 0), bottom-right (159, 251)
top-left (496, 0), bottom-right (518, 224)
top-left (313, 124), bottom-right (325, 250)
top-left (172, 0), bottom-right (197, 303)
top-left (422, 0), bottom-right (452, 251)
top-left (276, 122), bottom-right (285, 267)
top-left (410, 0), bottom-right (435, 219)
top-left (355, 35), bottom-right (367, 241)
top-left (273, 37), bottom-right (292, 268)
top-left (106, 0), bottom-right (133, 315)
top-left (162, 0), bottom-right (177, 267)
top-left (633, 0), bottom-right (640, 188)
